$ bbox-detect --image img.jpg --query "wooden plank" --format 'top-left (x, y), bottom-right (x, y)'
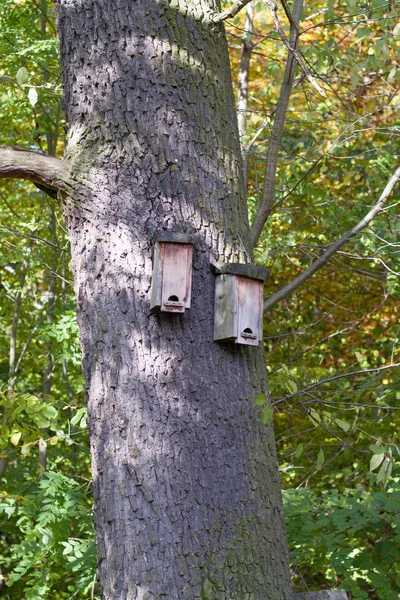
top-left (150, 241), bottom-right (162, 310)
top-left (214, 274), bottom-right (238, 341)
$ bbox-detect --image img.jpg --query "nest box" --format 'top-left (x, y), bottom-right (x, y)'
top-left (213, 263), bottom-right (269, 346)
top-left (151, 232), bottom-right (194, 313)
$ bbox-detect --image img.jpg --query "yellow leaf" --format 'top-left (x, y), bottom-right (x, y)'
top-left (10, 432), bottom-right (21, 446)
top-left (21, 443), bottom-right (31, 456)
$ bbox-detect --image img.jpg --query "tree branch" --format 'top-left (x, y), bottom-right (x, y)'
top-left (272, 361), bottom-right (400, 406)
top-left (249, 0), bottom-right (303, 248)
top-left (262, 0), bottom-right (326, 97)
top-left (264, 166), bottom-right (400, 313)
top-left (212, 0), bottom-right (253, 23)
top-left (0, 146), bottom-right (70, 195)
top-left (237, 1), bottom-right (255, 142)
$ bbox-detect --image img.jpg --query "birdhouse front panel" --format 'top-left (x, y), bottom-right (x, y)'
top-left (160, 242), bottom-right (192, 312)
top-left (236, 275), bottom-right (263, 346)
top-left (150, 236), bottom-right (193, 313)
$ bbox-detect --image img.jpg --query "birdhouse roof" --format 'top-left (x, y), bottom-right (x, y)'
top-left (153, 231), bottom-right (195, 244)
top-left (213, 262), bottom-right (270, 282)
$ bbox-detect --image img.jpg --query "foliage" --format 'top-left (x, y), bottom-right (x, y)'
top-left (0, 471), bottom-right (96, 599)
top-left (0, 2), bottom-right (95, 597)
top-left (284, 481), bottom-right (400, 599)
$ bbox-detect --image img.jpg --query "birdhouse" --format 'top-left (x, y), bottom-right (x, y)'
top-left (213, 263), bottom-right (269, 346)
top-left (151, 232), bottom-right (194, 313)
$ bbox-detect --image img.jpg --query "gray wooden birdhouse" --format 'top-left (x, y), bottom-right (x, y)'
top-left (151, 232), bottom-right (194, 313)
top-left (213, 263), bottom-right (269, 346)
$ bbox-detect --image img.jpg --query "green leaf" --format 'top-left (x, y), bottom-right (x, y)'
top-left (388, 66), bottom-right (397, 83)
top-left (286, 379), bottom-right (298, 394)
top-left (41, 405), bottom-right (58, 420)
top-left (316, 448), bottom-right (324, 470)
top-left (376, 457), bottom-right (391, 484)
top-left (309, 409), bottom-right (321, 424)
top-left (357, 27), bottom-right (370, 39)
top-left (370, 453), bottom-right (385, 472)
top-left (16, 66), bottom-right (28, 85)
top-left (62, 542), bottom-right (73, 555)
top-left (335, 418), bottom-right (350, 432)
top-left (295, 443), bottom-right (304, 458)
top-left (254, 393), bottom-right (266, 406)
top-left (263, 406), bottom-right (273, 425)
top-left (70, 407), bottom-right (87, 429)
top-left (369, 444), bottom-right (385, 454)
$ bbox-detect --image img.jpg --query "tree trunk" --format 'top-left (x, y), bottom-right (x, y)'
top-left (54, 0), bottom-right (292, 598)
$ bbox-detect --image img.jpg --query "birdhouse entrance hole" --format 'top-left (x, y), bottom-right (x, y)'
top-left (164, 295), bottom-right (184, 309)
top-left (242, 328), bottom-right (256, 340)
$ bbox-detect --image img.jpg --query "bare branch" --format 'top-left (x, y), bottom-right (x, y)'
top-left (0, 146), bottom-right (70, 195)
top-left (212, 0), bottom-right (253, 23)
top-left (237, 1), bottom-right (255, 141)
top-left (249, 0), bottom-right (303, 247)
top-left (264, 166), bottom-right (400, 313)
top-left (238, 1), bottom-right (255, 193)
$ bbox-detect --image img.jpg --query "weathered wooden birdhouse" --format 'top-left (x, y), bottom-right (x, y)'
top-left (151, 232), bottom-right (194, 313)
top-left (213, 263), bottom-right (269, 346)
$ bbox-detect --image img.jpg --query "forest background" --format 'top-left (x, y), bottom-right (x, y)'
top-left (0, 0), bottom-right (399, 598)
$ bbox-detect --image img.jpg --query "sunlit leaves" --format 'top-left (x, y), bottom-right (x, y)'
top-left (284, 485), bottom-right (400, 598)
top-left (1, 471), bottom-right (97, 598)
top-left (0, 391), bottom-right (60, 448)
top-left (0, 4), bottom-right (91, 598)
top-left (70, 407), bottom-right (87, 429)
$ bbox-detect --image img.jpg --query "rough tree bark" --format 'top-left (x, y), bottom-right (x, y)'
top-left (54, 0), bottom-right (293, 598)
top-left (1, 0), bottom-right (293, 598)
